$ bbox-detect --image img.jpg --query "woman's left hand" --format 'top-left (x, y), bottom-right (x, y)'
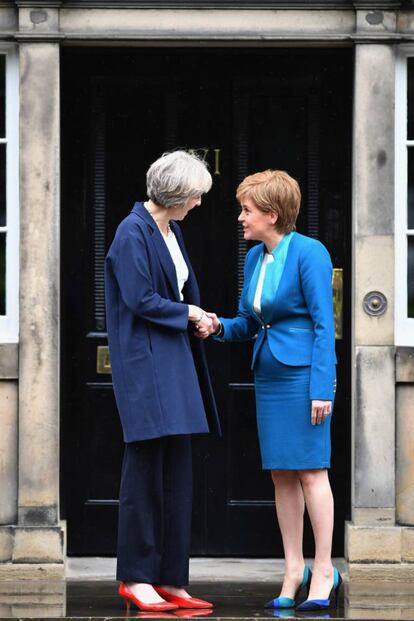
top-left (311, 400), bottom-right (332, 426)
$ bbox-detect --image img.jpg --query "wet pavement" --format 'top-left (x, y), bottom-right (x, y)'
top-left (1, 578), bottom-right (414, 620)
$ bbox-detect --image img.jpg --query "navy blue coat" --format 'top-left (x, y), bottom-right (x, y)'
top-left (105, 202), bottom-right (220, 443)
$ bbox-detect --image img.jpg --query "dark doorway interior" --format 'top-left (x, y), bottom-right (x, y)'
top-left (61, 47), bottom-right (352, 556)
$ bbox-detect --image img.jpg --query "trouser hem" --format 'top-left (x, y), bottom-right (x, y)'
top-left (116, 576), bottom-right (189, 586)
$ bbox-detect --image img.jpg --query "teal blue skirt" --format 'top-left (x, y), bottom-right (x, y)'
top-left (254, 339), bottom-right (332, 470)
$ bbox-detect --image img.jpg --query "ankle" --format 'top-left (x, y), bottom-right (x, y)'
top-left (312, 562), bottom-right (333, 577)
top-left (284, 562), bottom-right (306, 576)
top-left (126, 582), bottom-right (147, 589)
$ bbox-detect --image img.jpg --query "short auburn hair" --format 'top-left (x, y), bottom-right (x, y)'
top-left (236, 169), bottom-right (301, 233)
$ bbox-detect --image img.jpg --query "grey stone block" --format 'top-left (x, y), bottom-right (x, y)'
top-left (0, 528), bottom-right (13, 563)
top-left (59, 8), bottom-right (355, 39)
top-left (352, 507), bottom-right (395, 526)
top-left (396, 385), bottom-right (414, 525)
top-left (18, 506), bottom-right (58, 527)
top-left (353, 45), bottom-right (395, 236)
top-left (354, 346), bottom-right (395, 507)
top-left (0, 564), bottom-right (65, 580)
top-left (346, 523), bottom-right (402, 562)
top-left (396, 348), bottom-right (414, 383)
top-left (13, 527), bottom-right (64, 564)
top-left (354, 236), bottom-right (394, 346)
top-left (0, 382), bottom-right (18, 525)
top-left (0, 8), bottom-right (18, 32)
top-left (18, 7), bottom-right (59, 33)
top-left (349, 562), bottom-right (414, 582)
top-left (356, 9), bottom-right (397, 33)
top-left (0, 345), bottom-right (18, 379)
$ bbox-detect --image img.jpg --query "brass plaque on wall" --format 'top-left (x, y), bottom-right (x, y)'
top-left (332, 268), bottom-right (343, 341)
top-left (97, 346), bottom-right (112, 374)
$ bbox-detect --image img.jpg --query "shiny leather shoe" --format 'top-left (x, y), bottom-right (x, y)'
top-left (296, 567), bottom-right (342, 611)
top-left (173, 610), bottom-right (214, 617)
top-left (264, 566), bottom-right (312, 609)
top-left (119, 582), bottom-right (179, 612)
top-left (154, 586), bottom-right (213, 609)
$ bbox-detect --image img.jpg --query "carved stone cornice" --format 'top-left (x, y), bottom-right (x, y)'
top-left (0, 0), bottom-right (403, 8)
top-left (8, 31), bottom-right (410, 42)
top-left (14, 0), bottom-right (62, 6)
top-left (14, 32), bottom-right (63, 40)
top-left (352, 0), bottom-right (402, 7)
top-left (9, 0), bottom-right (404, 8)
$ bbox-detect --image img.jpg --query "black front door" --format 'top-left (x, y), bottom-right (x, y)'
top-left (61, 47), bottom-right (352, 556)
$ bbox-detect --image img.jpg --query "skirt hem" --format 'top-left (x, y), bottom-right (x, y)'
top-left (262, 463), bottom-right (331, 470)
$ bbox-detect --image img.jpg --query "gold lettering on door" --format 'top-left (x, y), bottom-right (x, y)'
top-left (188, 148), bottom-right (221, 176)
top-left (214, 149), bottom-right (221, 176)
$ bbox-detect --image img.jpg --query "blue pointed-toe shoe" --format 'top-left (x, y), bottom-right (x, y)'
top-left (264, 566), bottom-right (312, 609)
top-left (296, 567), bottom-right (342, 611)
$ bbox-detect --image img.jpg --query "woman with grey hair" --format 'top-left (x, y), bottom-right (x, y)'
top-left (105, 151), bottom-right (221, 612)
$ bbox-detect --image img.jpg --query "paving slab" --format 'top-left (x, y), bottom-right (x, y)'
top-left (1, 579), bottom-right (414, 620)
top-left (66, 558), bottom-right (349, 583)
top-left (0, 559), bottom-right (413, 620)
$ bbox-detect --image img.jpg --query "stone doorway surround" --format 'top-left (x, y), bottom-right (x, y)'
top-left (0, 0), bottom-right (413, 580)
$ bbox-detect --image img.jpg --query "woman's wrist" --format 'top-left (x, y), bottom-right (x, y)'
top-left (188, 305), bottom-right (204, 323)
top-left (213, 321), bottom-right (224, 337)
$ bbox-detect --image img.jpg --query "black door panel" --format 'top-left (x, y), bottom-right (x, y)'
top-left (61, 48), bottom-right (352, 556)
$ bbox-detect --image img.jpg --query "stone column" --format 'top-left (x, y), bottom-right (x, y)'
top-left (347, 41), bottom-right (395, 564)
top-left (16, 40), bottom-right (64, 566)
top-left (0, 347), bottom-right (18, 529)
top-left (0, 349), bottom-right (19, 571)
top-left (18, 41), bottom-right (60, 529)
top-left (396, 349), bottom-right (414, 551)
top-left (345, 37), bottom-right (413, 579)
top-left (0, 5), bottom-right (64, 577)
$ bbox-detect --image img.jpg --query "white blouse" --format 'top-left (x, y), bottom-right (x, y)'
top-left (253, 253), bottom-right (274, 315)
top-left (163, 231), bottom-right (189, 301)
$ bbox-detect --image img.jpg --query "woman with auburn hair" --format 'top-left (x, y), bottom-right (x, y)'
top-left (201, 170), bottom-right (341, 611)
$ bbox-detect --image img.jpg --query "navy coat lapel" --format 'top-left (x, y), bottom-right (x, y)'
top-left (132, 202), bottom-right (181, 302)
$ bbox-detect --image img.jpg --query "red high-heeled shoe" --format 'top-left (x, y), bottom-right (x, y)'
top-left (174, 609), bottom-right (214, 617)
top-left (154, 587), bottom-right (213, 609)
top-left (119, 582), bottom-right (179, 612)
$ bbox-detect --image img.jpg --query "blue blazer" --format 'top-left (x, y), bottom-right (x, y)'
top-left (105, 202), bottom-right (221, 443)
top-left (219, 232), bottom-right (337, 402)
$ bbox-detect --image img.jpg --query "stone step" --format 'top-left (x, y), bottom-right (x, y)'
top-left (0, 579), bottom-right (414, 620)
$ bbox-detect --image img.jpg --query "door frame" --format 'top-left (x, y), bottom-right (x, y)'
top-left (60, 42), bottom-right (353, 557)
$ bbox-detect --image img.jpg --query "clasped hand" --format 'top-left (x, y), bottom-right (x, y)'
top-left (194, 311), bottom-right (220, 340)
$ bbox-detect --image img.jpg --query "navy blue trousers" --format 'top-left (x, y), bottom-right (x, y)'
top-left (116, 435), bottom-right (192, 585)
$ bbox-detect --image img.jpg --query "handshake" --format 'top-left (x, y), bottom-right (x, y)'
top-left (188, 305), bottom-right (221, 340)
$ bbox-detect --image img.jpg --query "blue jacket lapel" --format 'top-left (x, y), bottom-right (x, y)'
top-left (261, 232), bottom-right (295, 322)
top-left (132, 202), bottom-right (181, 303)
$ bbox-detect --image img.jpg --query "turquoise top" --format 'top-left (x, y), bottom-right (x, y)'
top-left (247, 232), bottom-right (295, 324)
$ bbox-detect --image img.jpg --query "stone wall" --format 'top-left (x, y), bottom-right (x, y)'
top-left (0, 11), bottom-right (64, 577)
top-left (0, 0), bottom-right (413, 578)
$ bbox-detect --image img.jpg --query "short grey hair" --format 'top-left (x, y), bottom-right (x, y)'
top-left (146, 150), bottom-right (212, 208)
